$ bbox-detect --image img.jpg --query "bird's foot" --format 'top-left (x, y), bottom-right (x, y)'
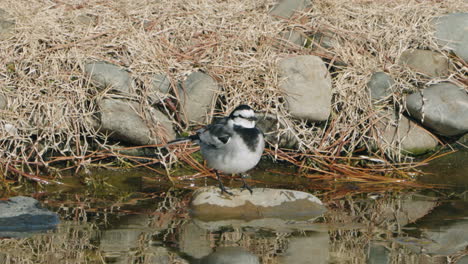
top-left (218, 182), bottom-right (233, 196)
top-left (240, 174), bottom-right (253, 195)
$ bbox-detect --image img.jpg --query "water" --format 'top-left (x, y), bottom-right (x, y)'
top-left (1, 150), bottom-right (468, 264)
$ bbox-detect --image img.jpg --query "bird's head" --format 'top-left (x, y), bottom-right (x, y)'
top-left (229, 104), bottom-right (257, 128)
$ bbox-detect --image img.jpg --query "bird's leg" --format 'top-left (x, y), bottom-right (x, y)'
top-left (215, 170), bottom-right (233, 195)
top-left (240, 173), bottom-right (253, 194)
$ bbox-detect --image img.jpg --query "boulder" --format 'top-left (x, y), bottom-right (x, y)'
top-left (375, 110), bottom-right (438, 155)
top-left (190, 187), bottom-right (326, 221)
top-left (0, 9), bottom-right (15, 40)
top-left (433, 13), bottom-right (468, 63)
top-left (278, 55), bottom-right (332, 121)
top-left (398, 49), bottom-right (449, 77)
top-left (149, 73), bottom-right (171, 104)
top-left (179, 72), bottom-right (219, 123)
top-left (406, 82), bottom-right (468, 136)
top-left (256, 113), bottom-right (298, 148)
top-left (0, 196), bottom-right (60, 238)
top-left (367, 72), bottom-right (394, 102)
top-left (84, 62), bottom-right (134, 94)
top-left (98, 98), bottom-right (174, 145)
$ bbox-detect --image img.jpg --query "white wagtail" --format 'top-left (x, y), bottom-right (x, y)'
top-left (167, 105), bottom-right (264, 194)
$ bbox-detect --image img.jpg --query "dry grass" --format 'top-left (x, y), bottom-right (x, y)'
top-left (0, 0), bottom-right (467, 182)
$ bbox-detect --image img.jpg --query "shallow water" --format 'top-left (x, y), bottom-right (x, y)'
top-left (1, 150), bottom-right (468, 264)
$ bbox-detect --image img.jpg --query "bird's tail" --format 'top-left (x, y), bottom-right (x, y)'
top-left (165, 134), bottom-right (199, 147)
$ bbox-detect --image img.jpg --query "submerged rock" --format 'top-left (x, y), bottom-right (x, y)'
top-left (200, 247), bottom-right (259, 264)
top-left (433, 13), bottom-right (468, 63)
top-left (0, 196), bottom-right (60, 238)
top-left (190, 187), bottom-right (326, 221)
top-left (398, 49), bottom-right (449, 77)
top-left (278, 55), bottom-right (332, 121)
top-left (84, 61), bottom-right (134, 94)
top-left (179, 72), bottom-right (219, 123)
top-left (278, 234), bottom-right (329, 264)
top-left (375, 110), bottom-right (438, 155)
top-left (367, 72), bottom-right (394, 102)
top-left (98, 98), bottom-right (174, 145)
top-left (406, 82), bottom-right (468, 136)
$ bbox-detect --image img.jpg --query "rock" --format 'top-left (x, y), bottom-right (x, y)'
top-left (375, 194), bottom-right (438, 226)
top-left (375, 110), bottom-right (438, 155)
top-left (190, 187), bottom-right (326, 221)
top-left (3, 123), bottom-right (18, 137)
top-left (0, 93), bottom-right (6, 109)
top-left (278, 55), bottom-right (332, 121)
top-left (398, 49), bottom-right (449, 77)
top-left (278, 234), bottom-right (329, 264)
top-left (0, 196), bottom-right (60, 238)
top-left (456, 255), bottom-right (468, 264)
top-left (281, 30), bottom-right (305, 46)
top-left (0, 9), bottom-right (15, 40)
top-left (367, 243), bottom-right (390, 264)
top-left (200, 247), bottom-right (259, 264)
top-left (422, 219), bottom-right (468, 255)
top-left (256, 113), bottom-right (298, 148)
top-left (98, 99), bottom-right (174, 145)
top-left (367, 72), bottom-right (395, 102)
top-left (309, 32), bottom-right (338, 50)
top-left (406, 82), bottom-right (468, 136)
top-left (179, 72), bottom-right (219, 123)
top-left (269, 0), bottom-right (310, 18)
top-left (433, 13), bottom-right (468, 62)
top-left (84, 62), bottom-right (134, 94)
top-left (149, 73), bottom-right (171, 104)
top-left (179, 221), bottom-right (213, 259)
top-left (75, 13), bottom-right (98, 26)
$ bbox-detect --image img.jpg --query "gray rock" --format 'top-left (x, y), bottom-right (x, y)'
top-left (375, 110), bottom-right (438, 155)
top-left (180, 72), bottom-right (219, 123)
top-left (281, 30), bottom-right (305, 46)
top-left (367, 72), bottom-right (395, 101)
top-left (75, 13), bottom-right (98, 26)
top-left (179, 221), bottom-right (213, 259)
top-left (98, 99), bottom-right (175, 145)
top-left (310, 32), bottom-right (338, 50)
top-left (422, 219), bottom-right (468, 255)
top-left (367, 243), bottom-right (390, 264)
top-left (278, 234), bottom-right (329, 264)
top-left (0, 93), bottom-right (6, 110)
top-left (190, 187), bottom-right (326, 221)
top-left (278, 55), bottom-right (332, 121)
top-left (269, 0), bottom-right (310, 18)
top-left (149, 74), bottom-right (171, 104)
top-left (200, 247), bottom-right (259, 264)
top-left (256, 113), bottom-right (298, 148)
top-left (398, 49), bottom-right (449, 77)
top-left (375, 194), bottom-right (438, 226)
top-left (433, 13), bottom-right (468, 62)
top-left (84, 62), bottom-right (134, 94)
top-left (456, 255), bottom-right (468, 264)
top-left (406, 82), bottom-right (468, 136)
top-left (0, 9), bottom-right (15, 40)
top-left (0, 196), bottom-right (60, 238)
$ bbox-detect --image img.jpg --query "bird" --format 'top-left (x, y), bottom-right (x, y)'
top-left (167, 104), bottom-right (264, 195)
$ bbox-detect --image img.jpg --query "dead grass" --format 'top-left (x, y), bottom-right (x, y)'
top-left (0, 0), bottom-right (467, 182)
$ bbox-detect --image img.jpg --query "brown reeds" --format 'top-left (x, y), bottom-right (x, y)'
top-left (0, 0), bottom-right (467, 185)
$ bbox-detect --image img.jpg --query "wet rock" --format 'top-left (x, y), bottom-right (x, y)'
top-left (456, 255), bottom-right (468, 264)
top-left (200, 247), bottom-right (259, 264)
top-left (278, 55), bottom-right (332, 121)
top-left (179, 221), bottom-right (212, 259)
top-left (367, 243), bottom-right (390, 264)
top-left (422, 219), bottom-right (468, 255)
top-left (0, 93), bottom-right (6, 109)
top-left (190, 187), bottom-right (326, 221)
top-left (257, 113), bottom-right (298, 148)
top-left (406, 82), bottom-right (468, 136)
top-left (376, 194), bottom-right (438, 226)
top-left (98, 98), bottom-right (174, 145)
top-left (180, 72), bottom-right (219, 123)
top-left (433, 13), bottom-right (468, 62)
top-left (0, 196), bottom-right (60, 238)
top-left (269, 0), bottom-right (310, 19)
top-left (149, 73), bottom-right (171, 104)
top-left (398, 49), bottom-right (449, 77)
top-left (75, 13), bottom-right (98, 26)
top-left (278, 234), bottom-right (329, 264)
top-left (84, 61), bottom-right (134, 94)
top-left (375, 110), bottom-right (438, 155)
top-left (0, 9), bottom-right (15, 40)
top-left (367, 72), bottom-right (395, 102)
